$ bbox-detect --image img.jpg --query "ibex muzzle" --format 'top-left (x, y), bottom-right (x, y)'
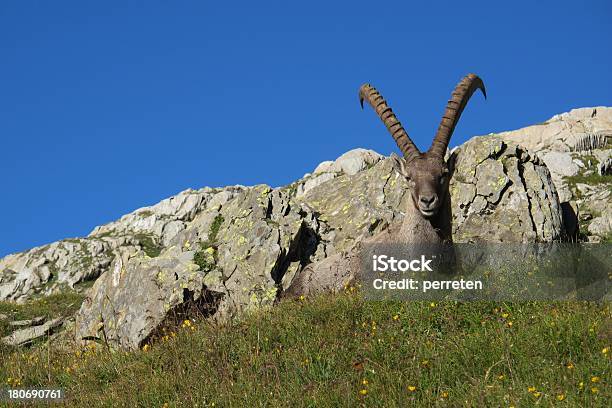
top-left (359, 74), bottom-right (486, 218)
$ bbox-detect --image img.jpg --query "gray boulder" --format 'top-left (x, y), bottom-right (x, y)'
top-left (9, 316), bottom-right (45, 327)
top-left (2, 318), bottom-right (63, 347)
top-left (497, 107), bottom-right (611, 241)
top-left (313, 148), bottom-right (384, 176)
top-left (450, 136), bottom-right (564, 242)
top-left (587, 208), bottom-right (612, 238)
top-left (75, 185), bottom-right (325, 348)
top-left (540, 151), bottom-right (579, 177)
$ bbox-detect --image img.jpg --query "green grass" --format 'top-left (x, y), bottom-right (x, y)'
top-left (134, 233), bottom-right (163, 258)
top-left (0, 292), bottom-right (84, 354)
top-left (565, 153), bottom-right (611, 197)
top-left (0, 292), bottom-right (609, 406)
top-left (566, 173), bottom-right (612, 188)
top-left (0, 292), bottom-right (84, 333)
top-left (281, 180), bottom-right (299, 197)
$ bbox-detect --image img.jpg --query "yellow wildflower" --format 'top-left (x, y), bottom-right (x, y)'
top-left (362, 379), bottom-right (368, 386)
top-left (359, 389), bottom-right (368, 396)
top-left (142, 344), bottom-right (150, 352)
top-left (591, 376), bottom-right (600, 383)
top-left (527, 386), bottom-right (536, 393)
top-left (441, 391), bottom-right (449, 398)
top-left (501, 313), bottom-right (509, 318)
top-left (407, 385), bottom-right (417, 392)
top-left (566, 362), bottom-right (574, 369)
top-left (557, 394), bottom-right (565, 401)
top-left (507, 321), bottom-right (513, 327)
top-left (590, 387), bottom-right (598, 394)
top-left (393, 314), bottom-right (399, 320)
top-left (497, 374), bottom-right (505, 380)
top-left (532, 391), bottom-right (541, 398)
top-left (602, 347), bottom-right (609, 355)
top-left (578, 381), bottom-right (584, 389)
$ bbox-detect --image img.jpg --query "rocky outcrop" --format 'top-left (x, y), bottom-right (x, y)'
top-left (296, 148), bottom-right (384, 197)
top-left (0, 236), bottom-right (136, 302)
top-left (3, 107), bottom-right (610, 349)
top-left (495, 107), bottom-right (611, 153)
top-left (1, 317), bottom-right (64, 347)
top-left (0, 187), bottom-right (246, 302)
top-left (450, 136), bottom-right (563, 242)
top-left (73, 138), bottom-right (564, 349)
top-left (496, 107), bottom-right (611, 241)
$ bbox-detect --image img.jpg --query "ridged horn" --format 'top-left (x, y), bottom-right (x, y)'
top-left (429, 73), bottom-right (486, 159)
top-left (359, 84), bottom-right (421, 162)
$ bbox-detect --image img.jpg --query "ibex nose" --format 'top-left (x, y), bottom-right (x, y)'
top-left (419, 195), bottom-right (436, 207)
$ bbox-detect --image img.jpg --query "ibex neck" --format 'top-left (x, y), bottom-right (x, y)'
top-left (398, 200), bottom-right (452, 244)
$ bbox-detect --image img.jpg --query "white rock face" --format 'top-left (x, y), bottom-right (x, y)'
top-left (313, 148), bottom-right (384, 175)
top-left (497, 107), bottom-right (612, 153)
top-left (296, 148), bottom-right (385, 197)
top-left (296, 173), bottom-right (335, 197)
top-left (89, 187), bottom-right (244, 239)
top-left (588, 208), bottom-right (612, 237)
top-left (0, 186), bottom-right (246, 302)
top-left (540, 152), bottom-right (579, 177)
top-left (496, 107), bottom-right (611, 238)
top-left (312, 160), bottom-right (335, 174)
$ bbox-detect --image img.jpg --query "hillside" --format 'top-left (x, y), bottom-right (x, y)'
top-left (1, 292), bottom-right (610, 406)
top-left (0, 107), bottom-right (610, 406)
top-left (0, 107), bottom-right (610, 348)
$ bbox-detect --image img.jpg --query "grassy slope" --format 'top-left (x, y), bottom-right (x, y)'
top-left (0, 292), bottom-right (84, 346)
top-left (0, 292), bottom-right (610, 407)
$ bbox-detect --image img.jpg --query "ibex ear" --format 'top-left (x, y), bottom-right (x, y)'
top-left (391, 154), bottom-right (410, 178)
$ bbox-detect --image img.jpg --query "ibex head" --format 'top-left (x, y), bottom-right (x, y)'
top-left (359, 74), bottom-right (486, 218)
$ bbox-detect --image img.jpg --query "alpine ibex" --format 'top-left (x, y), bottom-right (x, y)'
top-left (285, 75), bottom-right (486, 296)
top-left (359, 73), bottom-right (486, 244)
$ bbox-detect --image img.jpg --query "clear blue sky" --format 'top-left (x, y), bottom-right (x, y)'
top-left (1, 1), bottom-right (611, 257)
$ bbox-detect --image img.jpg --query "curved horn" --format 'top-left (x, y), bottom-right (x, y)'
top-left (359, 84), bottom-right (421, 162)
top-left (429, 73), bottom-right (486, 159)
